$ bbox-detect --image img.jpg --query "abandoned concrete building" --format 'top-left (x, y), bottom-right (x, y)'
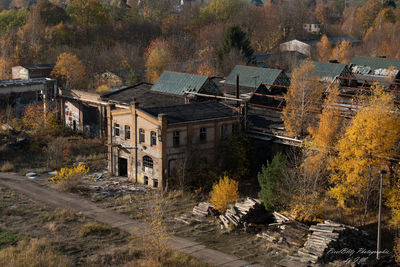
top-left (0, 78), bottom-right (58, 117)
top-left (12, 64), bottom-right (55, 80)
top-left (59, 89), bottom-right (109, 136)
top-left (107, 101), bottom-right (238, 188)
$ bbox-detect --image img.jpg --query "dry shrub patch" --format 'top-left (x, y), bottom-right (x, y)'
top-left (0, 161), bottom-right (13, 172)
top-left (0, 238), bottom-right (70, 267)
top-left (79, 222), bottom-right (112, 237)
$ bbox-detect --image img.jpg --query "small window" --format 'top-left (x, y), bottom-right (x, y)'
top-left (144, 176), bottom-right (149, 185)
top-left (125, 125), bottom-right (131, 140)
top-left (151, 131), bottom-right (157, 146)
top-left (143, 156), bottom-right (153, 169)
top-left (114, 123), bottom-right (120, 136)
top-left (220, 124), bottom-right (228, 138)
top-left (200, 128), bottom-right (207, 143)
top-left (173, 131), bottom-right (180, 147)
top-left (153, 179), bottom-right (158, 188)
top-left (232, 123), bottom-right (238, 134)
top-left (139, 128), bottom-right (145, 143)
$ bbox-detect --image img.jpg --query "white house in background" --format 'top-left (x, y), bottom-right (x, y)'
top-left (303, 23), bottom-right (321, 35)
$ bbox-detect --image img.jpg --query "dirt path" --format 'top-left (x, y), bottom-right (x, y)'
top-left (0, 172), bottom-right (263, 267)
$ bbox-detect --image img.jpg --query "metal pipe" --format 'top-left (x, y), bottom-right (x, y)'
top-left (377, 169), bottom-right (386, 260)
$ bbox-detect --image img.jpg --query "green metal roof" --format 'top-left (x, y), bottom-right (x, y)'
top-left (298, 60), bottom-right (348, 79)
top-left (350, 56), bottom-right (400, 70)
top-left (151, 71), bottom-right (210, 96)
top-left (225, 65), bottom-right (285, 89)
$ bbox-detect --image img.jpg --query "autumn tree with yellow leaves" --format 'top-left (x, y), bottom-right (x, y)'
top-left (51, 52), bottom-right (87, 89)
top-left (145, 38), bottom-right (172, 83)
top-left (282, 60), bottom-right (324, 138)
top-left (210, 176), bottom-right (239, 213)
top-left (329, 85), bottom-right (400, 226)
top-left (316, 35), bottom-right (332, 62)
top-left (289, 86), bottom-right (342, 221)
top-left (332, 40), bottom-right (353, 64)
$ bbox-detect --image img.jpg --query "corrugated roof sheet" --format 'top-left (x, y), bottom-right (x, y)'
top-left (101, 82), bottom-right (185, 107)
top-left (141, 102), bottom-right (235, 124)
top-left (150, 71), bottom-right (209, 96)
top-left (350, 56), bottom-right (400, 70)
top-left (298, 60), bottom-right (347, 79)
top-left (225, 65), bottom-right (284, 89)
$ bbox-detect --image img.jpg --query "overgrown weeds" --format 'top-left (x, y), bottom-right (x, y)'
top-left (79, 223), bottom-right (112, 237)
top-left (0, 161), bottom-right (13, 172)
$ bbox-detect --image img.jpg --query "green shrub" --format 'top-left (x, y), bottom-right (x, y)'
top-left (0, 229), bottom-right (20, 248)
top-left (258, 153), bottom-right (287, 211)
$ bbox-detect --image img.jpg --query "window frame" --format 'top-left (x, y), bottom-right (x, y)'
top-left (139, 128), bottom-right (145, 143)
top-left (114, 123), bottom-right (120, 137)
top-left (173, 131), bottom-right (180, 147)
top-left (199, 127), bottom-right (207, 143)
top-left (143, 156), bottom-right (153, 170)
top-left (125, 125), bottom-right (131, 140)
top-left (150, 131), bottom-right (157, 146)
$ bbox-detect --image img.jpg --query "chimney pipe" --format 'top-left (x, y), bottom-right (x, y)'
top-left (236, 74), bottom-right (239, 100)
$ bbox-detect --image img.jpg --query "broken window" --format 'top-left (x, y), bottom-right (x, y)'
top-left (114, 123), bottom-right (120, 136)
top-left (139, 128), bottom-right (145, 143)
top-left (151, 131), bottom-right (157, 146)
top-left (125, 125), bottom-right (131, 140)
top-left (200, 127), bottom-right (207, 143)
top-left (173, 131), bottom-right (180, 147)
top-left (143, 156), bottom-right (153, 170)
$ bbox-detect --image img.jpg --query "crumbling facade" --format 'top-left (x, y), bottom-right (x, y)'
top-left (107, 102), bottom-right (238, 188)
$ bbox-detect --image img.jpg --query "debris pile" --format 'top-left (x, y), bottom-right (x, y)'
top-left (218, 197), bottom-right (265, 230)
top-left (192, 202), bottom-right (217, 217)
top-left (298, 220), bottom-right (375, 264)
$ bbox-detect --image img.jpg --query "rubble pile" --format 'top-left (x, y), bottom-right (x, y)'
top-left (218, 197), bottom-right (265, 229)
top-left (298, 220), bottom-right (375, 264)
top-left (192, 202), bottom-right (217, 217)
top-left (84, 173), bottom-right (149, 198)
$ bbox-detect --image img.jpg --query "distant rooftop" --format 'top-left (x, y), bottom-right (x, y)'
top-left (151, 71), bottom-right (220, 96)
top-left (225, 65), bottom-right (287, 89)
top-left (141, 102), bottom-right (236, 124)
top-left (102, 82), bottom-right (185, 107)
top-left (302, 36), bottom-right (361, 46)
top-left (0, 78), bottom-right (55, 87)
top-left (21, 64), bottom-right (55, 71)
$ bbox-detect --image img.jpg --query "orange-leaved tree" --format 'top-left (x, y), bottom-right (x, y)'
top-left (51, 52), bottom-right (87, 89)
top-left (145, 38), bottom-right (172, 83)
top-left (329, 84), bottom-right (400, 225)
top-left (316, 35), bottom-right (332, 62)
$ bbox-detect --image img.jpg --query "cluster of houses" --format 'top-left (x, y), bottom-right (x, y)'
top-left (1, 55), bottom-right (399, 189)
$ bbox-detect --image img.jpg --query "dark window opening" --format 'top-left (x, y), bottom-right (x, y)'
top-left (173, 131), bottom-right (180, 147)
top-left (125, 125), bottom-right (131, 140)
top-left (114, 123), bottom-right (120, 136)
top-left (144, 176), bottom-right (149, 185)
top-left (151, 131), bottom-right (157, 146)
top-left (73, 120), bottom-right (77, 131)
top-left (139, 128), bottom-right (145, 143)
top-left (200, 127), bottom-right (207, 143)
top-left (220, 124), bottom-right (228, 138)
top-left (153, 179), bottom-right (158, 188)
top-left (118, 157), bottom-right (128, 177)
top-left (143, 156), bottom-right (153, 170)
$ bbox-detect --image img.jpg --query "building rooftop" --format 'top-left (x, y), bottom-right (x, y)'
top-left (141, 102), bottom-right (236, 124)
top-left (225, 65), bottom-right (287, 89)
top-left (151, 71), bottom-right (220, 96)
top-left (302, 36), bottom-right (361, 46)
top-left (21, 64), bottom-right (55, 71)
top-left (350, 56), bottom-right (400, 70)
top-left (298, 60), bottom-right (349, 80)
top-left (102, 82), bottom-right (185, 107)
top-left (0, 78), bottom-right (55, 87)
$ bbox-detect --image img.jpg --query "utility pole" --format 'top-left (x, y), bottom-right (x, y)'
top-left (377, 169), bottom-right (387, 260)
